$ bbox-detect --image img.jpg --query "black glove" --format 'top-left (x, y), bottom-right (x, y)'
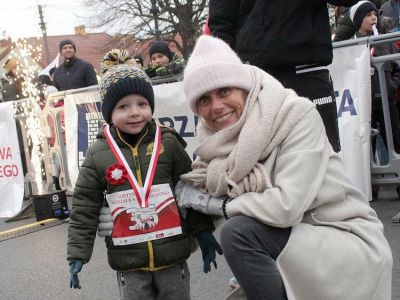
top-left (197, 230), bottom-right (223, 273)
top-left (69, 260), bottom-right (83, 289)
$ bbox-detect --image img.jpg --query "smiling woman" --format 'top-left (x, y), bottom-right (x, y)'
top-left (176, 35), bottom-right (393, 300)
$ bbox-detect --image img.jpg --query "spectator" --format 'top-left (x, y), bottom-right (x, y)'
top-left (334, 0), bottom-right (386, 41)
top-left (1, 58), bottom-right (26, 102)
top-left (144, 41), bottom-right (185, 78)
top-left (350, 1), bottom-right (400, 153)
top-left (208, 0), bottom-right (362, 153)
top-left (53, 39), bottom-right (97, 91)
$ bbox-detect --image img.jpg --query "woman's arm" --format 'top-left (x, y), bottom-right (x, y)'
top-left (226, 109), bottom-right (332, 227)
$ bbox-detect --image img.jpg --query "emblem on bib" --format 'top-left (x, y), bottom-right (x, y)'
top-left (106, 164), bottom-right (128, 185)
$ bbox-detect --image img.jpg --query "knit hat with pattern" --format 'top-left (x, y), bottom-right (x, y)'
top-left (100, 51), bottom-right (154, 124)
top-left (183, 35), bottom-right (252, 115)
top-left (349, 1), bottom-right (377, 30)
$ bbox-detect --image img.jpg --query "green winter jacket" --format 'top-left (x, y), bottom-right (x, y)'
top-left (67, 120), bottom-right (214, 271)
top-left (145, 54), bottom-right (185, 78)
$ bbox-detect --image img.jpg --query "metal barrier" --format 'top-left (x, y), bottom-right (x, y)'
top-left (334, 32), bottom-right (400, 221)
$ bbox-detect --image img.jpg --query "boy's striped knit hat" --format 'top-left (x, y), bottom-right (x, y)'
top-left (100, 50), bottom-right (154, 124)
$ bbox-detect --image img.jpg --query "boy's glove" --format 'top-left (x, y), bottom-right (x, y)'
top-left (197, 230), bottom-right (223, 273)
top-left (98, 206), bottom-right (113, 237)
top-left (175, 180), bottom-right (224, 216)
top-left (69, 260), bottom-right (83, 289)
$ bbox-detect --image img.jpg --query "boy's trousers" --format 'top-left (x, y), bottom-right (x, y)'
top-left (117, 261), bottom-right (190, 300)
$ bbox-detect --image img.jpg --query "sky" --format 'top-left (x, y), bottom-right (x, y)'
top-left (0, 0), bottom-right (101, 39)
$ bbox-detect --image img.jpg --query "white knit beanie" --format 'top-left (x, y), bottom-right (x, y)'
top-left (183, 35), bottom-right (253, 115)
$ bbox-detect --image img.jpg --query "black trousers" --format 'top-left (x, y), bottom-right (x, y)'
top-left (268, 68), bottom-right (341, 152)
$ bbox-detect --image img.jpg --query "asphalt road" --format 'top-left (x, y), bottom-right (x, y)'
top-left (0, 198), bottom-right (398, 300)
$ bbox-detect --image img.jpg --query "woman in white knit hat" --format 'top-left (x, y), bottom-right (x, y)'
top-left (176, 35), bottom-right (393, 300)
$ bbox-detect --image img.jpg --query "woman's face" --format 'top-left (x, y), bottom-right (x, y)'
top-left (359, 11), bottom-right (377, 35)
top-left (196, 87), bottom-right (247, 132)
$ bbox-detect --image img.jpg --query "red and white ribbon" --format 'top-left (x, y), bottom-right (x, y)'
top-left (104, 124), bottom-right (161, 208)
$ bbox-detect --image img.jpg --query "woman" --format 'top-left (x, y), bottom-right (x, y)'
top-left (176, 35), bottom-right (392, 299)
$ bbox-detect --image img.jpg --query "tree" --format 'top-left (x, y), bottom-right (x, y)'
top-left (84, 0), bottom-right (208, 59)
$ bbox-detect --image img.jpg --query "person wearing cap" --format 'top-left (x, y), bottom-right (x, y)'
top-left (1, 58), bottom-right (26, 102)
top-left (53, 39), bottom-right (97, 91)
top-left (208, 1), bottom-right (364, 154)
top-left (334, 0), bottom-right (386, 42)
top-left (349, 1), bottom-right (400, 155)
top-left (66, 49), bottom-right (219, 299)
top-left (174, 35), bottom-right (392, 299)
top-left (144, 40), bottom-right (185, 78)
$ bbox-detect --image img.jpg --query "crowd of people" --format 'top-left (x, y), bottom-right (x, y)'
top-left (0, 1), bottom-right (396, 299)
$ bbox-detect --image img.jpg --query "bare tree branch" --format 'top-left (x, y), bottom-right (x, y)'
top-left (84, 0), bottom-right (208, 59)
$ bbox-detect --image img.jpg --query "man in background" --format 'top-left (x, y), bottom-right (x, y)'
top-left (53, 39), bottom-right (97, 91)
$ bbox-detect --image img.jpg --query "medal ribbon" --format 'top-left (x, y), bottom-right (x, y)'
top-left (104, 124), bottom-right (161, 208)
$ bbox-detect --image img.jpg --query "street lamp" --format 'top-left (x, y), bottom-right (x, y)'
top-left (150, 0), bottom-right (161, 40)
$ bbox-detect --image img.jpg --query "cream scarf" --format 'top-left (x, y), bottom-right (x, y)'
top-left (181, 66), bottom-right (315, 198)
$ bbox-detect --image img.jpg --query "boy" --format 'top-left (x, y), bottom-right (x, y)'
top-left (67, 53), bottom-right (221, 299)
top-left (145, 41), bottom-right (185, 78)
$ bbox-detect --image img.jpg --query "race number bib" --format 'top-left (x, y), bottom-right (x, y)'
top-left (106, 183), bottom-right (182, 245)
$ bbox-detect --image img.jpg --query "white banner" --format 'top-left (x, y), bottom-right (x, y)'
top-left (0, 102), bottom-right (24, 217)
top-left (329, 44), bottom-right (372, 200)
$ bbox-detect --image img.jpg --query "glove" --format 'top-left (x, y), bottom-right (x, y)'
top-left (175, 180), bottom-right (224, 216)
top-left (69, 260), bottom-right (83, 289)
top-left (197, 230), bottom-right (223, 273)
top-left (98, 206), bottom-right (113, 237)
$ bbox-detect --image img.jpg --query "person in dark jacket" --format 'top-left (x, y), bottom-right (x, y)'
top-left (144, 41), bottom-right (185, 78)
top-left (53, 39), bottom-right (97, 91)
top-left (67, 50), bottom-right (221, 299)
top-left (1, 58), bottom-right (26, 102)
top-left (208, 0), bottom-right (361, 153)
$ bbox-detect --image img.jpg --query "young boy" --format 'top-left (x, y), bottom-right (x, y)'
top-left (145, 41), bottom-right (185, 78)
top-left (67, 52), bottom-right (221, 299)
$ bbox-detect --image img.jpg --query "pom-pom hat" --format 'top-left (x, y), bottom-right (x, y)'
top-left (183, 35), bottom-right (252, 115)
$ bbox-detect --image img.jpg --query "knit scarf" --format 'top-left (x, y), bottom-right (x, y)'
top-left (181, 66), bottom-right (315, 198)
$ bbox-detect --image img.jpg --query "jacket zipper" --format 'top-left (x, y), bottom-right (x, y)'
top-left (116, 127), bottom-right (156, 271)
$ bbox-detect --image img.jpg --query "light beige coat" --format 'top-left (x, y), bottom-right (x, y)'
top-left (227, 108), bottom-right (393, 299)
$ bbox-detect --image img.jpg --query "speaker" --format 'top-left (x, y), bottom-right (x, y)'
top-left (33, 190), bottom-right (69, 221)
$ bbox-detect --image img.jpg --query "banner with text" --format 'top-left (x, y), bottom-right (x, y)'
top-left (0, 102), bottom-right (24, 217)
top-left (329, 44), bottom-right (372, 200)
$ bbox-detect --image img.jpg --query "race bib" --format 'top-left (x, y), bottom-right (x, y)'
top-left (106, 183), bottom-right (182, 245)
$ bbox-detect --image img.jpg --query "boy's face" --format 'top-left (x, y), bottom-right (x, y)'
top-left (151, 53), bottom-right (170, 68)
top-left (359, 11), bottom-right (377, 34)
top-left (111, 94), bottom-right (152, 135)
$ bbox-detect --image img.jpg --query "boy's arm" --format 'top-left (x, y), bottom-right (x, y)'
top-left (67, 149), bottom-right (104, 263)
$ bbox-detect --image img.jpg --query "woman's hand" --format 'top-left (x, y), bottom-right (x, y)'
top-left (175, 180), bottom-right (224, 216)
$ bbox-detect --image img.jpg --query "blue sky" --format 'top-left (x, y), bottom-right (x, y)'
top-left (0, 0), bottom-right (100, 39)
